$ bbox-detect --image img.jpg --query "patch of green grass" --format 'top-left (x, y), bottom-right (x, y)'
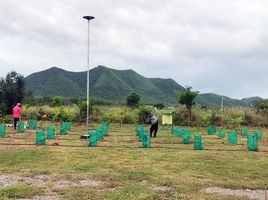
top-left (101, 184), bottom-right (159, 200)
top-left (59, 186), bottom-right (98, 200)
top-left (0, 149), bottom-right (51, 173)
top-left (0, 184), bottom-right (41, 199)
top-left (0, 124), bottom-right (267, 199)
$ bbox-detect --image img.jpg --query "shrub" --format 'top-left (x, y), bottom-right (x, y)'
top-left (137, 106), bottom-right (151, 123)
top-left (208, 112), bottom-right (222, 126)
top-left (172, 106), bottom-right (188, 126)
top-left (53, 107), bottom-right (72, 122)
top-left (109, 112), bottom-right (124, 123)
top-left (122, 113), bottom-right (135, 124)
top-left (2, 115), bottom-right (13, 123)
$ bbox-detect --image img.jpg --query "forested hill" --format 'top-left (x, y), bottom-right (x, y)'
top-left (25, 66), bottom-right (261, 106)
top-left (25, 66), bottom-right (185, 104)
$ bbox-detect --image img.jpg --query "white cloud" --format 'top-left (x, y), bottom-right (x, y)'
top-left (0, 0), bottom-right (268, 99)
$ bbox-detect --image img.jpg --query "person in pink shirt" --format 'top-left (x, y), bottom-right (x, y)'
top-left (13, 103), bottom-right (22, 130)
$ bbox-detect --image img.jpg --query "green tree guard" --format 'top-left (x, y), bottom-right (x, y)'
top-left (66, 122), bottom-right (72, 131)
top-left (141, 132), bottom-right (151, 148)
top-left (184, 130), bottom-right (191, 144)
top-left (171, 126), bottom-right (176, 134)
top-left (254, 131), bottom-right (262, 140)
top-left (135, 124), bottom-right (145, 141)
top-left (0, 124), bottom-right (7, 138)
top-left (101, 123), bottom-right (109, 136)
top-left (96, 128), bottom-right (104, 141)
top-left (174, 127), bottom-right (184, 137)
top-left (29, 119), bottom-right (38, 129)
top-left (228, 131), bottom-right (237, 144)
top-left (138, 130), bottom-right (145, 142)
top-left (60, 123), bottom-right (68, 135)
top-left (208, 125), bottom-right (216, 135)
top-left (46, 127), bottom-right (55, 139)
top-left (194, 134), bottom-right (203, 150)
top-left (218, 129), bottom-right (225, 138)
top-left (18, 122), bottom-right (25, 133)
top-left (89, 131), bottom-right (97, 147)
top-left (36, 130), bottom-right (46, 145)
top-left (241, 128), bottom-right (248, 137)
top-left (247, 134), bottom-right (258, 151)
top-left (136, 124), bottom-right (144, 136)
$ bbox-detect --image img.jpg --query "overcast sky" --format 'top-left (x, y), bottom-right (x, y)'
top-left (1, 0), bottom-right (268, 99)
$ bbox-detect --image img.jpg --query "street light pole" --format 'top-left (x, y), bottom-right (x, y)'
top-left (83, 16), bottom-right (95, 131)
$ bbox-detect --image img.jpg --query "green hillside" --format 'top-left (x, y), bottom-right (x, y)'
top-left (25, 66), bottom-right (261, 107)
top-left (197, 93), bottom-right (245, 108)
top-left (25, 66), bottom-right (185, 105)
top-left (25, 67), bottom-right (84, 97)
top-left (241, 97), bottom-right (261, 106)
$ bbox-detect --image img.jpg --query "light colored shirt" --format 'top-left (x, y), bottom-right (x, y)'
top-left (146, 114), bottom-right (158, 124)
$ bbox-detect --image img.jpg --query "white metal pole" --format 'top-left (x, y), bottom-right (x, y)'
top-left (86, 20), bottom-right (89, 131)
top-left (83, 16), bottom-right (94, 132)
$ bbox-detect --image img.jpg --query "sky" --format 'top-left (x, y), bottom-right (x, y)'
top-left (1, 0), bottom-right (268, 99)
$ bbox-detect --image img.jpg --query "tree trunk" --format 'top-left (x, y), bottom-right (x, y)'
top-left (188, 109), bottom-right (191, 127)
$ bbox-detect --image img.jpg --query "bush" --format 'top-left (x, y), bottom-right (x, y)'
top-left (137, 106), bottom-right (151, 123)
top-left (22, 106), bottom-right (54, 121)
top-left (172, 107), bottom-right (188, 126)
top-left (2, 115), bottom-right (13, 124)
top-left (122, 113), bottom-right (135, 124)
top-left (53, 107), bottom-right (72, 122)
top-left (243, 111), bottom-right (268, 127)
top-left (208, 112), bottom-right (222, 126)
top-left (154, 103), bottom-right (164, 109)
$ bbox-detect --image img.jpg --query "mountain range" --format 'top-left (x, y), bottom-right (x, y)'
top-left (25, 66), bottom-right (261, 107)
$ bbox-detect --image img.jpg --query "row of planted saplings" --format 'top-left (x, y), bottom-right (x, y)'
top-left (0, 119), bottom-right (41, 138)
top-left (0, 121), bottom-right (72, 144)
top-left (35, 122), bottom-right (72, 145)
top-left (0, 119), bottom-right (39, 136)
top-left (88, 123), bottom-right (109, 147)
top-left (135, 124), bottom-right (151, 148)
top-left (171, 126), bottom-right (203, 150)
top-left (207, 125), bottom-right (262, 151)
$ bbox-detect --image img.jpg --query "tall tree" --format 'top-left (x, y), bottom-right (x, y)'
top-left (255, 99), bottom-right (268, 115)
top-left (178, 86), bottom-right (199, 126)
top-left (126, 92), bottom-right (140, 108)
top-left (0, 71), bottom-right (26, 114)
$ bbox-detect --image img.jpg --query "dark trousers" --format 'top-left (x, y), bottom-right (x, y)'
top-left (150, 120), bottom-right (158, 137)
top-left (13, 118), bottom-right (20, 130)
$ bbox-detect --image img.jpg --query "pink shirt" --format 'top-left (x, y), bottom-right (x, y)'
top-left (13, 105), bottom-right (21, 118)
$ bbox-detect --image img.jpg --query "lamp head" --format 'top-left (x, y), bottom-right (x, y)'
top-left (83, 16), bottom-right (95, 21)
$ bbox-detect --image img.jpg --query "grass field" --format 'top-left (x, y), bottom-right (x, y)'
top-left (0, 122), bottom-right (267, 200)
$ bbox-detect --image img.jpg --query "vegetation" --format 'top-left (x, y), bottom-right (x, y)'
top-left (0, 69), bottom-right (267, 199)
top-left (52, 96), bottom-right (64, 107)
top-left (25, 66), bottom-right (185, 105)
top-left (126, 92), bottom-right (140, 108)
top-left (0, 103), bottom-right (262, 129)
top-left (178, 87), bottom-right (199, 126)
top-left (24, 66), bottom-right (261, 107)
top-left (0, 71), bottom-right (26, 114)
top-left (0, 123), bottom-right (267, 199)
top-left (255, 99), bottom-right (268, 116)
